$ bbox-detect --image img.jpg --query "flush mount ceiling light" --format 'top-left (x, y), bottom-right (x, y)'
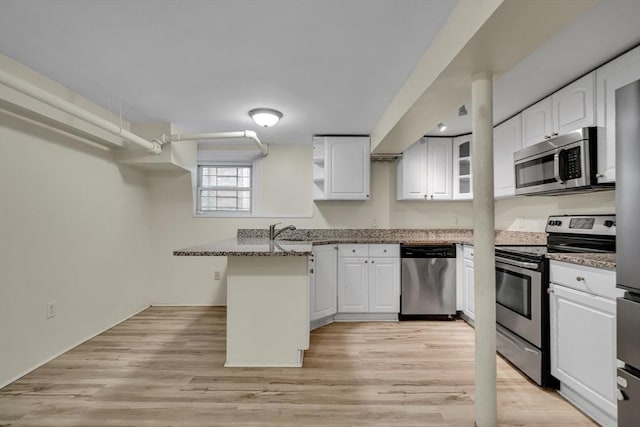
top-left (249, 108), bottom-right (283, 128)
top-left (437, 122), bottom-right (447, 132)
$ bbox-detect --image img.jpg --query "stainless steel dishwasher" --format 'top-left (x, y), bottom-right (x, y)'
top-left (400, 244), bottom-right (456, 318)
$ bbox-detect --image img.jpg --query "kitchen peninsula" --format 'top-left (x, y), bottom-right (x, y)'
top-left (174, 228), bottom-right (547, 367)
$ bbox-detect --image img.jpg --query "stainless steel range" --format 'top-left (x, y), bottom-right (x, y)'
top-left (495, 214), bottom-right (616, 388)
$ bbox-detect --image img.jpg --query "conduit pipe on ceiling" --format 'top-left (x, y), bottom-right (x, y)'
top-left (0, 68), bottom-right (162, 154)
top-left (159, 130), bottom-right (269, 156)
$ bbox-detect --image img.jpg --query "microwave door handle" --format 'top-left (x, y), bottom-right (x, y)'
top-left (554, 151), bottom-right (565, 184)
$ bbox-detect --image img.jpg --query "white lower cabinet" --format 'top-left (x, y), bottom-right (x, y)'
top-left (338, 257), bottom-right (369, 312)
top-left (368, 258), bottom-right (400, 313)
top-left (337, 244), bottom-right (400, 314)
top-left (459, 245), bottom-right (475, 321)
top-left (549, 261), bottom-right (622, 427)
top-left (309, 245), bottom-right (338, 321)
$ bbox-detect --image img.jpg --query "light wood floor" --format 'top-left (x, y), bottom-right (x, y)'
top-left (0, 307), bottom-right (595, 426)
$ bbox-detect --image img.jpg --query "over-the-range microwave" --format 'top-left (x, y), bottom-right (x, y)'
top-left (513, 127), bottom-right (614, 196)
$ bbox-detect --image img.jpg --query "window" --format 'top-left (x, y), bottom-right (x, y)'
top-left (197, 165), bottom-right (252, 213)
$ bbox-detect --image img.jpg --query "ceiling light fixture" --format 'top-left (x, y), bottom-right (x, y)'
top-left (437, 122), bottom-right (447, 132)
top-left (249, 108), bottom-right (283, 128)
top-left (458, 105), bottom-right (468, 116)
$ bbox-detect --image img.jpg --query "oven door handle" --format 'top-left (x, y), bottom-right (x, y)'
top-left (495, 256), bottom-right (540, 270)
top-left (554, 150), bottom-right (565, 184)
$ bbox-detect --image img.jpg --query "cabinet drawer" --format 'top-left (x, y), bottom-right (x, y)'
top-left (549, 260), bottom-right (621, 300)
top-left (338, 244), bottom-right (369, 257)
top-left (463, 245), bottom-right (474, 260)
top-left (368, 244), bottom-right (399, 258)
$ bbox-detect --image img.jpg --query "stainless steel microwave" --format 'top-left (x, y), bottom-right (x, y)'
top-left (513, 127), bottom-right (613, 196)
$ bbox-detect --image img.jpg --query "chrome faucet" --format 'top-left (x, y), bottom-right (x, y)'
top-left (269, 223), bottom-right (297, 240)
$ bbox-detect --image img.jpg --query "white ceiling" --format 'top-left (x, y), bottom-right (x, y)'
top-left (0, 0), bottom-right (457, 145)
top-left (1, 0), bottom-right (640, 146)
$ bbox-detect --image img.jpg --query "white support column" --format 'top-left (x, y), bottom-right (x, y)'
top-left (471, 71), bottom-right (497, 427)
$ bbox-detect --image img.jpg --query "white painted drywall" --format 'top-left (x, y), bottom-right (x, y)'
top-left (0, 110), bottom-right (153, 388)
top-left (148, 142), bottom-right (615, 306)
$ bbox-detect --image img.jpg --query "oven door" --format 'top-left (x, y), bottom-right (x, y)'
top-left (495, 259), bottom-right (542, 348)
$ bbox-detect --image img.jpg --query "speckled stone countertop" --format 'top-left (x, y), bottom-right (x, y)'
top-left (546, 253), bottom-right (616, 271)
top-left (173, 229), bottom-right (547, 257)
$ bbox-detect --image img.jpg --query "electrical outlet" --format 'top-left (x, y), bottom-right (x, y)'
top-left (214, 271), bottom-right (221, 280)
top-left (518, 217), bottom-right (525, 229)
top-left (46, 301), bottom-right (56, 319)
top-left (454, 217), bottom-right (459, 226)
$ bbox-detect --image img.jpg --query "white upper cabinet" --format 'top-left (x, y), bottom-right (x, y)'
top-left (312, 136), bottom-right (370, 200)
top-left (596, 46), bottom-right (640, 183)
top-left (396, 139), bottom-right (428, 200)
top-left (521, 97), bottom-right (553, 148)
top-left (396, 137), bottom-right (452, 201)
top-left (522, 73), bottom-right (596, 148)
top-left (452, 135), bottom-right (472, 200)
top-left (552, 73), bottom-right (595, 135)
top-left (426, 137), bottom-right (453, 200)
top-left (493, 114), bottom-right (522, 198)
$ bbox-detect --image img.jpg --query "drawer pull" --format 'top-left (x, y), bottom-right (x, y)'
top-left (352, 249), bottom-right (356, 253)
top-left (617, 389), bottom-right (628, 401)
top-left (576, 276), bottom-right (585, 282)
top-left (547, 288), bottom-right (554, 295)
top-left (383, 249), bottom-right (387, 253)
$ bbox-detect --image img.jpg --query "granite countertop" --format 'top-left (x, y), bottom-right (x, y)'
top-left (546, 252), bottom-right (616, 271)
top-left (173, 229), bottom-right (548, 257)
top-left (173, 238), bottom-right (313, 257)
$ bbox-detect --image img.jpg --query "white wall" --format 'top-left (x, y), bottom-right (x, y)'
top-left (0, 111), bottom-right (153, 388)
top-left (147, 143), bottom-right (615, 306)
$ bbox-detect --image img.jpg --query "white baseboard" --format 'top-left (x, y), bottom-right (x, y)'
top-left (334, 312), bottom-right (398, 321)
top-left (558, 383), bottom-right (616, 427)
top-left (0, 304), bottom-right (150, 389)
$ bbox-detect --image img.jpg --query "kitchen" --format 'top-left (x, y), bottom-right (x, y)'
top-left (0, 1), bottom-right (639, 426)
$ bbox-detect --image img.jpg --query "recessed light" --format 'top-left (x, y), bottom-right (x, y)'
top-left (437, 122), bottom-right (447, 132)
top-left (249, 108), bottom-right (283, 128)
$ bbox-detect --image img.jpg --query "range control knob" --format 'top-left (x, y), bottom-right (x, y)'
top-left (604, 220), bottom-right (616, 228)
top-left (548, 220), bottom-right (554, 226)
top-left (548, 220), bottom-right (562, 226)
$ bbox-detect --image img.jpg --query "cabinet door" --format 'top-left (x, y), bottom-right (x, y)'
top-left (368, 258), bottom-right (400, 313)
top-left (522, 97), bottom-right (553, 147)
top-left (338, 257), bottom-right (369, 312)
top-left (452, 135), bottom-right (472, 200)
top-left (310, 245), bottom-right (338, 321)
top-left (455, 245), bottom-right (465, 311)
top-left (552, 72), bottom-right (595, 135)
top-left (326, 137), bottom-right (370, 200)
top-left (596, 46), bottom-right (640, 183)
top-left (426, 137), bottom-right (453, 200)
top-left (550, 284), bottom-right (617, 420)
top-left (463, 259), bottom-right (475, 320)
top-left (396, 139), bottom-right (428, 200)
top-left (493, 114), bottom-right (522, 198)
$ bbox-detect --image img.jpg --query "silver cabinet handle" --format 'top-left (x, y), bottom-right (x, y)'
top-left (371, 260), bottom-right (375, 264)
top-left (576, 276), bottom-right (585, 282)
top-left (383, 249), bottom-right (387, 253)
top-left (552, 132), bottom-right (559, 136)
top-left (352, 249), bottom-right (356, 253)
top-left (617, 389), bottom-right (628, 401)
top-left (309, 268), bottom-right (314, 274)
top-left (547, 288), bottom-right (554, 294)
top-left (618, 376), bottom-right (628, 388)
top-left (365, 260), bottom-right (368, 263)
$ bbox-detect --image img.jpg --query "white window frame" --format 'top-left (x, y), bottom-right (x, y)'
top-left (196, 163), bottom-right (253, 215)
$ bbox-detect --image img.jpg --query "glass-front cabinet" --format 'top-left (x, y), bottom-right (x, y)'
top-left (453, 135), bottom-right (472, 200)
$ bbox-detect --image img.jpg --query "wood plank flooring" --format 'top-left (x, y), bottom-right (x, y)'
top-left (0, 307), bottom-right (595, 426)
